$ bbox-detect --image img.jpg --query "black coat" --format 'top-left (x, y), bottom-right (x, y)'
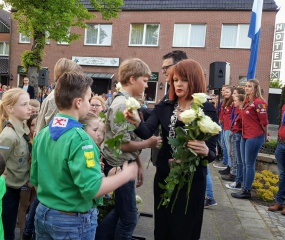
top-left (134, 99), bottom-right (219, 240)
top-left (22, 85), bottom-right (35, 99)
top-left (135, 99), bottom-right (218, 176)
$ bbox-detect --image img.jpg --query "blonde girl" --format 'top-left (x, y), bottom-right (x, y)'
top-left (80, 111), bottom-right (105, 147)
top-left (17, 114), bottom-right (38, 238)
top-left (0, 88), bottom-right (31, 240)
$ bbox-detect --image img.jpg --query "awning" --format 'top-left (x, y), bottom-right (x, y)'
top-left (0, 57), bottom-right (8, 75)
top-left (85, 72), bottom-right (114, 79)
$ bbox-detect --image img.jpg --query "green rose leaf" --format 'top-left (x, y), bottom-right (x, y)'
top-left (114, 111), bottom-right (126, 124)
top-left (127, 124), bottom-right (136, 132)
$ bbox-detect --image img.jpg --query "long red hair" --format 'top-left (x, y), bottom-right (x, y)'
top-left (168, 59), bottom-right (206, 101)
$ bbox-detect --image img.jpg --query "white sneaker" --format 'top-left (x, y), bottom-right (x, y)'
top-left (225, 182), bottom-right (242, 191)
top-left (213, 162), bottom-right (227, 169)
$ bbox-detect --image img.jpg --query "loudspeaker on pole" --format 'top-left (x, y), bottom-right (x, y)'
top-left (209, 62), bottom-right (230, 89)
top-left (38, 69), bottom-right (49, 86)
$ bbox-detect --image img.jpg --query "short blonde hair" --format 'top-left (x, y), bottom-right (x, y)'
top-left (118, 58), bottom-right (151, 85)
top-left (54, 58), bottom-right (83, 82)
top-left (30, 99), bottom-right (40, 108)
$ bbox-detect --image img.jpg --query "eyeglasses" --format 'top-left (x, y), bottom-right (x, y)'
top-left (161, 64), bottom-right (174, 73)
top-left (90, 104), bottom-right (102, 108)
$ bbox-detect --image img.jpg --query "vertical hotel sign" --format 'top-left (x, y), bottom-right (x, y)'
top-left (271, 23), bottom-right (284, 79)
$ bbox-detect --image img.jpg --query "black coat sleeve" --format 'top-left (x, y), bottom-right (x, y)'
top-left (203, 102), bottom-right (219, 163)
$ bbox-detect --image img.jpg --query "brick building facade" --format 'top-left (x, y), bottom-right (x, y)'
top-left (8, 0), bottom-right (277, 104)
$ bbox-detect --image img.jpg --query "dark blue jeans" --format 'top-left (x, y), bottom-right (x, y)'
top-left (35, 203), bottom-right (98, 239)
top-left (96, 208), bottom-right (118, 240)
top-left (274, 143), bottom-right (285, 204)
top-left (113, 180), bottom-right (138, 240)
top-left (2, 187), bottom-right (21, 240)
top-left (240, 134), bottom-right (265, 190)
top-left (23, 195), bottom-right (39, 239)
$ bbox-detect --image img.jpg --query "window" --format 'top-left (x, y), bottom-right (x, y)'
top-left (144, 82), bottom-right (157, 103)
top-left (0, 42), bottom-right (9, 55)
top-left (19, 33), bottom-right (30, 43)
top-left (85, 24), bottom-right (112, 46)
top-left (173, 24), bottom-right (206, 47)
top-left (220, 24), bottom-right (251, 49)
top-left (129, 24), bottom-right (159, 46)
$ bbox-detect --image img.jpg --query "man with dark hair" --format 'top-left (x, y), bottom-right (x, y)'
top-left (161, 50), bottom-right (188, 83)
top-left (22, 77), bottom-right (35, 99)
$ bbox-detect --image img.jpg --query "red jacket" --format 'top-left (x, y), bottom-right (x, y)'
top-left (240, 97), bottom-right (268, 139)
top-left (231, 108), bottom-right (242, 133)
top-left (278, 104), bottom-right (285, 141)
top-left (219, 103), bottom-right (233, 130)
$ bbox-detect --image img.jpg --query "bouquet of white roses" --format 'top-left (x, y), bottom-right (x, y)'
top-left (158, 93), bottom-right (221, 213)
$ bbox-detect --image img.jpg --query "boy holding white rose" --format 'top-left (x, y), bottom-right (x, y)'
top-left (101, 58), bottom-right (162, 239)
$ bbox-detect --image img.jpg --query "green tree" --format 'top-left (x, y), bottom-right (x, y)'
top-left (269, 78), bottom-right (283, 88)
top-left (3, 0), bottom-right (123, 92)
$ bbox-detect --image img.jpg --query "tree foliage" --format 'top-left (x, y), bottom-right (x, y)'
top-left (4, 0), bottom-right (123, 72)
top-left (269, 78), bottom-right (283, 88)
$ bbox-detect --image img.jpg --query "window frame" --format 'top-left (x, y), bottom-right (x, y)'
top-left (129, 23), bottom-right (160, 47)
top-left (0, 42), bottom-right (9, 56)
top-left (220, 24), bottom-right (251, 49)
top-left (19, 33), bottom-right (30, 44)
top-left (84, 23), bottom-right (112, 46)
top-left (172, 24), bottom-right (206, 48)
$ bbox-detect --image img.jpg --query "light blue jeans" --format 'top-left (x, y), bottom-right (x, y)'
top-left (274, 143), bottom-right (285, 204)
top-left (221, 130), bottom-right (229, 165)
top-left (224, 130), bottom-right (232, 168)
top-left (240, 134), bottom-right (265, 190)
top-left (35, 203), bottom-right (98, 239)
top-left (206, 166), bottom-right (214, 199)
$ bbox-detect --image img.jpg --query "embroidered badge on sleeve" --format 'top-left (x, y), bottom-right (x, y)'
top-left (84, 151), bottom-right (95, 168)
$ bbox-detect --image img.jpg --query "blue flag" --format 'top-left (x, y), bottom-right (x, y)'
top-left (247, 0), bottom-right (264, 80)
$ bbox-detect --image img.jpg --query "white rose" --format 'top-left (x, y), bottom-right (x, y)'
top-left (125, 97), bottom-right (140, 113)
top-left (196, 107), bottom-right (205, 118)
top-left (116, 82), bottom-right (122, 92)
top-left (198, 115), bottom-right (221, 135)
top-left (180, 109), bottom-right (197, 124)
top-left (136, 195), bottom-right (143, 204)
top-left (192, 93), bottom-right (207, 106)
top-left (211, 122), bottom-right (222, 135)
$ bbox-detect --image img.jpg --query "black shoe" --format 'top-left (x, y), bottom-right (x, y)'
top-left (219, 166), bottom-right (230, 175)
top-left (22, 234), bottom-right (33, 240)
top-left (231, 189), bottom-right (251, 199)
top-left (221, 174), bottom-right (236, 182)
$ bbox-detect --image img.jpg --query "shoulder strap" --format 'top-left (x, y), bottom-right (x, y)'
top-left (3, 121), bottom-right (32, 152)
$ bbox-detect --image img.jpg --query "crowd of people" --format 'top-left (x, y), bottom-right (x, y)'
top-left (0, 50), bottom-right (283, 240)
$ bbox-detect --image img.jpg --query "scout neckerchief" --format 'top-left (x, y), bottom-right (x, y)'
top-left (3, 121), bottom-right (32, 152)
top-left (230, 111), bottom-right (239, 130)
top-left (241, 98), bottom-right (254, 111)
top-left (49, 116), bottom-right (83, 140)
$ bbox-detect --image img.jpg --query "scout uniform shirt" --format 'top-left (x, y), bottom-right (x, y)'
top-left (0, 119), bottom-right (30, 189)
top-left (35, 90), bottom-right (58, 134)
top-left (240, 98), bottom-right (268, 139)
top-left (30, 114), bottom-right (103, 212)
top-left (102, 88), bottom-right (141, 167)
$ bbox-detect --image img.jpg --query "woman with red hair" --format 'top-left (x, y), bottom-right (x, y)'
top-left (125, 59), bottom-right (218, 239)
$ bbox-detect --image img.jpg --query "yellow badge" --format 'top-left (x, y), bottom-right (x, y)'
top-left (84, 151), bottom-right (95, 168)
top-left (256, 109), bottom-right (260, 112)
